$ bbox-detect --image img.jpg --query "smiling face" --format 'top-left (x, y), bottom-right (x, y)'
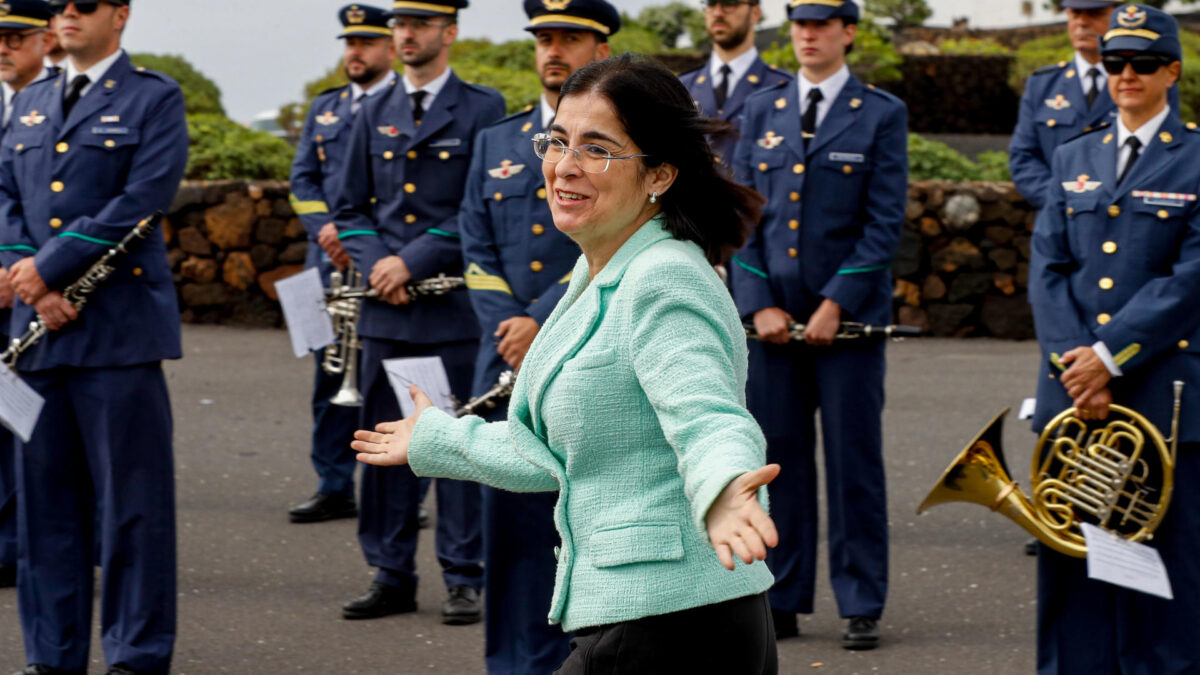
top-left (1107, 51), bottom-right (1180, 117)
top-left (534, 29), bottom-right (608, 94)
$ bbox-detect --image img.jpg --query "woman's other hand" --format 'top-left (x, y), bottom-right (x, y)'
top-left (706, 465), bottom-right (781, 571)
top-left (352, 384), bottom-right (433, 466)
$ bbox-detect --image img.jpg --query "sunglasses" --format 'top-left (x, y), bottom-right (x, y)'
top-left (1101, 53), bottom-right (1173, 75)
top-left (48, 1), bottom-right (124, 15)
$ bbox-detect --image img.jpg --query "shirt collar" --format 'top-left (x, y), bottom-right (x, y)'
top-left (709, 47), bottom-right (758, 82)
top-left (1074, 52), bottom-right (1103, 90)
top-left (798, 64), bottom-right (850, 109)
top-left (1117, 104), bottom-right (1171, 150)
top-left (65, 48), bottom-right (123, 88)
top-left (403, 67), bottom-right (452, 107)
top-left (540, 93), bottom-right (555, 130)
top-left (351, 70), bottom-right (397, 102)
top-left (1, 65), bottom-right (54, 104)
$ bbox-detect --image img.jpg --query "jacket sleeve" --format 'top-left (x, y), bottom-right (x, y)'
top-left (1010, 78), bottom-right (1051, 210)
top-left (32, 84), bottom-right (188, 290)
top-left (818, 100), bottom-right (908, 317)
top-left (0, 143), bottom-right (37, 268)
top-left (1028, 148), bottom-right (1096, 360)
top-left (460, 126), bottom-right (528, 331)
top-left (525, 274), bottom-right (571, 324)
top-left (398, 93), bottom-right (507, 282)
top-left (288, 103), bottom-right (334, 240)
top-left (332, 102), bottom-right (396, 276)
top-left (627, 257), bottom-right (768, 540)
top-left (728, 108), bottom-right (776, 320)
top-left (409, 408), bottom-right (559, 492)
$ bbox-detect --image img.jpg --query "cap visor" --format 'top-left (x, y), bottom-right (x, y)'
top-left (788, 7), bottom-right (838, 21)
top-left (1103, 35), bottom-right (1157, 53)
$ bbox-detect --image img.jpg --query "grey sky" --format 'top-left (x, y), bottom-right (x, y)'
top-left (122, 1), bottom-right (1189, 123)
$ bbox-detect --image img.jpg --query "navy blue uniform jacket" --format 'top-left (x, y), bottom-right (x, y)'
top-left (679, 56), bottom-right (793, 165)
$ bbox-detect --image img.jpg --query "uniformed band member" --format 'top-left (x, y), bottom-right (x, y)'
top-left (730, 0), bottom-right (906, 649)
top-left (0, 0), bottom-right (189, 672)
top-left (1010, 0), bottom-right (1122, 209)
top-left (333, 0), bottom-right (505, 625)
top-left (456, 2), bottom-right (615, 670)
top-left (0, 0), bottom-right (56, 594)
top-left (680, 0), bottom-right (792, 165)
top-left (285, 4), bottom-right (396, 526)
top-left (1029, 6), bottom-right (1200, 672)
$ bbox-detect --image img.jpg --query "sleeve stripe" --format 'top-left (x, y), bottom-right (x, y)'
top-left (837, 264), bottom-right (889, 275)
top-left (465, 273), bottom-right (514, 295)
top-left (427, 228), bottom-right (461, 239)
top-left (1113, 344), bottom-right (1142, 366)
top-left (0, 245), bottom-right (36, 253)
top-left (731, 255), bottom-right (768, 279)
top-left (338, 230), bottom-right (379, 240)
top-left (59, 232), bottom-right (118, 246)
top-left (289, 194), bottom-right (330, 216)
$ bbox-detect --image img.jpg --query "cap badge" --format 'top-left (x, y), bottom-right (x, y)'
top-left (1063, 174), bottom-right (1102, 194)
top-left (488, 159), bottom-right (526, 179)
top-left (377, 126), bottom-right (401, 138)
top-left (1117, 6), bottom-right (1147, 28)
top-left (0, 5), bottom-right (11, 17)
top-left (347, 6), bottom-right (366, 23)
top-left (757, 131), bottom-right (784, 150)
top-left (543, 0), bottom-right (572, 10)
top-left (316, 111), bottom-right (341, 126)
top-left (1045, 94), bottom-right (1071, 111)
top-left (19, 110), bottom-right (45, 127)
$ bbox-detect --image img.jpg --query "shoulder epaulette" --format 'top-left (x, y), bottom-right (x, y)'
top-left (864, 83), bottom-right (902, 105)
top-left (1187, 121), bottom-right (1199, 132)
top-left (1065, 120), bottom-right (1111, 144)
top-left (315, 83), bottom-right (350, 98)
top-left (490, 106), bottom-right (537, 128)
top-left (1033, 61), bottom-right (1069, 77)
top-left (679, 63), bottom-right (704, 78)
top-left (130, 65), bottom-right (174, 84)
top-left (462, 80), bottom-right (504, 100)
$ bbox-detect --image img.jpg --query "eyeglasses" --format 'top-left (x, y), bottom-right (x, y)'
top-left (532, 133), bottom-right (649, 174)
top-left (0, 30), bottom-right (44, 50)
top-left (48, 1), bottom-right (123, 15)
top-left (1101, 53), bottom-right (1173, 75)
top-left (390, 17), bottom-right (451, 32)
top-left (703, 0), bottom-right (755, 8)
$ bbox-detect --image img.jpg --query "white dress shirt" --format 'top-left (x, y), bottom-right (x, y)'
top-left (540, 94), bottom-right (555, 130)
top-left (64, 47), bottom-right (124, 101)
top-left (1075, 52), bottom-right (1105, 100)
top-left (797, 64), bottom-right (851, 130)
top-left (403, 67), bottom-right (452, 114)
top-left (708, 47), bottom-right (759, 98)
top-left (350, 70), bottom-right (396, 115)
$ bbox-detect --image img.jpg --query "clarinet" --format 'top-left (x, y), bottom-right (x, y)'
top-left (744, 321), bottom-right (923, 343)
top-left (456, 370), bottom-right (516, 417)
top-left (325, 273), bottom-right (466, 302)
top-left (1, 211), bottom-right (163, 369)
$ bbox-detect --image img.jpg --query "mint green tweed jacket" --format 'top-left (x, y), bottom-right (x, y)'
top-left (409, 216), bottom-right (774, 631)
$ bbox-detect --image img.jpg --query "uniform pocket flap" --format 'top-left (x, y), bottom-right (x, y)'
top-left (1065, 193), bottom-right (1100, 214)
top-left (750, 150), bottom-right (787, 171)
top-left (563, 346), bottom-right (616, 371)
top-left (80, 129), bottom-right (140, 149)
top-left (590, 523), bottom-right (684, 568)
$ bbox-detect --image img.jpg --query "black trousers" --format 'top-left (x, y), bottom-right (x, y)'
top-left (554, 593), bottom-right (777, 675)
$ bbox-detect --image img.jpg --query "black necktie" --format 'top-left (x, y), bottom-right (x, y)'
top-left (714, 64), bottom-right (732, 112)
top-left (1118, 136), bottom-right (1142, 184)
top-left (802, 88), bottom-right (823, 146)
top-left (1086, 67), bottom-right (1101, 109)
top-left (62, 74), bottom-right (89, 118)
top-left (410, 90), bottom-right (427, 124)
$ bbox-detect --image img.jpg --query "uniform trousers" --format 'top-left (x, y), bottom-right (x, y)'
top-left (1037, 442), bottom-right (1200, 675)
top-left (358, 336), bottom-right (483, 594)
top-left (480, 407), bottom-right (571, 674)
top-left (0, 331), bottom-right (13, 568)
top-left (748, 339), bottom-right (888, 619)
top-left (553, 593), bottom-right (776, 674)
top-left (17, 364), bottom-right (176, 674)
top-left (309, 351), bottom-right (361, 497)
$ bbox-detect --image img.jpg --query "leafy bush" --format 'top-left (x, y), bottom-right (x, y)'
top-left (938, 38), bottom-right (1011, 56)
top-left (185, 114), bottom-right (293, 181)
top-left (129, 53), bottom-right (224, 116)
top-left (908, 134), bottom-right (1010, 181)
top-left (456, 62), bottom-right (542, 113)
top-left (975, 150), bottom-right (1012, 182)
top-left (760, 18), bottom-right (902, 84)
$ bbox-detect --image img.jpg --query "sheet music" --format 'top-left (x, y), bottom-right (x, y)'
top-left (1018, 397), bottom-right (1037, 420)
top-left (382, 357), bottom-right (457, 418)
top-left (0, 363), bottom-right (44, 442)
top-left (275, 267), bottom-right (335, 358)
top-left (1082, 522), bottom-right (1174, 600)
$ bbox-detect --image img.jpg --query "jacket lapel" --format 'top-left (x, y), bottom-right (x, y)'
top-left (692, 69), bottom-right (719, 119)
top-left (807, 76), bottom-right (865, 158)
top-left (510, 108), bottom-right (542, 170)
top-left (59, 52), bottom-right (126, 139)
top-left (768, 84), bottom-right (806, 163)
top-left (721, 58), bottom-right (769, 121)
top-left (1114, 115), bottom-right (1184, 197)
top-left (408, 71), bottom-right (461, 149)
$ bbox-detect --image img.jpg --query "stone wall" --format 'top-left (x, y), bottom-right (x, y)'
top-left (161, 180), bottom-right (1038, 339)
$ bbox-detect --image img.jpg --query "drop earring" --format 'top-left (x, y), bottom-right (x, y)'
top-left (650, 192), bottom-right (658, 204)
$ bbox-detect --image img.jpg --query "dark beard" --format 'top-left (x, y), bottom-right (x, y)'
top-left (346, 63), bottom-right (386, 86)
top-left (713, 19), bottom-right (752, 51)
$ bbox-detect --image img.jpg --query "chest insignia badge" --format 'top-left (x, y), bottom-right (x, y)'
top-left (1062, 174), bottom-right (1102, 194)
top-left (488, 159), bottom-right (525, 179)
top-left (19, 110), bottom-right (45, 126)
top-left (756, 131), bottom-right (784, 150)
top-left (376, 126), bottom-right (401, 138)
top-left (316, 111), bottom-right (340, 126)
top-left (1045, 95), bottom-right (1071, 111)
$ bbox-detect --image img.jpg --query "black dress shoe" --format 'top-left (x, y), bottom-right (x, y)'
top-left (442, 585), bottom-right (481, 625)
top-left (13, 666), bottom-right (85, 675)
top-left (843, 616), bottom-right (880, 650)
top-left (418, 505), bottom-right (430, 529)
top-left (288, 493), bottom-right (357, 524)
top-left (105, 666), bottom-right (136, 675)
top-left (0, 562), bottom-right (15, 588)
top-left (771, 608), bottom-right (799, 640)
top-left (1024, 538), bottom-right (1039, 556)
top-left (342, 582), bottom-right (416, 620)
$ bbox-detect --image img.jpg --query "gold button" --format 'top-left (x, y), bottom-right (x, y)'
top-left (789, 191), bottom-right (800, 202)
top-left (530, 261), bottom-right (544, 272)
top-left (49, 218), bottom-right (62, 228)
top-left (1099, 277), bottom-right (1114, 290)
top-left (793, 164), bottom-right (805, 174)
top-left (1180, 340), bottom-right (1191, 349)
top-left (532, 224), bottom-right (545, 235)
top-left (405, 214), bottom-right (417, 224)
top-left (788, 219), bottom-right (799, 230)
top-left (14, 143), bottom-right (22, 151)
top-left (537, 188), bottom-right (547, 199)
top-left (439, 151), bottom-right (450, 160)
top-left (104, 139), bottom-right (115, 148)
top-left (1098, 313), bottom-right (1112, 325)
top-left (1158, 209), bottom-right (1169, 219)
top-left (132, 267), bottom-right (143, 276)
top-left (494, 192), bottom-right (503, 201)
top-left (843, 165), bottom-right (853, 174)
top-left (55, 142), bottom-right (68, 153)
top-left (758, 162), bottom-right (768, 172)
top-left (1103, 241), bottom-right (1118, 254)
top-left (383, 150), bottom-right (394, 160)
top-left (1067, 207), bottom-right (1075, 215)
top-left (50, 181), bottom-right (64, 192)
top-left (316, 135), bottom-right (323, 142)
top-left (407, 150), bottom-right (418, 160)
top-left (1047, 119), bottom-right (1057, 127)
top-left (404, 183), bottom-right (416, 194)
top-left (1108, 205), bottom-right (1121, 217)
top-left (788, 248), bottom-right (798, 258)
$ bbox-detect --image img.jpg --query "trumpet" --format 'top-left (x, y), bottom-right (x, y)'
top-left (744, 321), bottom-right (922, 342)
top-left (456, 371), bottom-right (516, 417)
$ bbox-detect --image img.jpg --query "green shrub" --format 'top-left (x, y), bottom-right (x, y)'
top-left (908, 134), bottom-right (1010, 181)
top-left (938, 38), bottom-right (1011, 56)
top-left (185, 114), bottom-right (293, 181)
top-left (975, 150), bottom-right (1013, 182)
top-left (455, 62), bottom-right (542, 114)
top-left (129, 53), bottom-right (224, 116)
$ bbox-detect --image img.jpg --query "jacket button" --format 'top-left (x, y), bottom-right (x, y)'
top-left (1108, 205), bottom-right (1121, 217)
top-left (50, 181), bottom-right (64, 192)
top-left (1047, 119), bottom-right (1057, 127)
top-left (405, 214), bottom-right (417, 224)
top-left (49, 218), bottom-right (62, 228)
top-left (407, 150), bottom-right (418, 160)
top-left (758, 162), bottom-right (768, 172)
top-left (55, 142), bottom-right (68, 153)
top-left (1158, 209), bottom-right (1169, 219)
top-left (104, 139), bottom-right (115, 148)
top-left (793, 164), bottom-right (805, 174)
top-left (14, 143), bottom-right (22, 151)
top-left (494, 192), bottom-right (503, 201)
top-left (1103, 241), bottom-right (1117, 254)
top-left (1181, 340), bottom-right (1191, 349)
top-left (537, 188), bottom-right (547, 199)
top-left (439, 151), bottom-right (450, 160)
top-left (1067, 207), bottom-right (1075, 215)
top-left (789, 219), bottom-right (799, 230)
top-left (404, 183), bottom-right (416, 194)
top-left (843, 165), bottom-right (853, 174)
top-left (553, 546), bottom-right (560, 560)
top-left (132, 267), bottom-right (143, 276)
top-left (788, 248), bottom-right (798, 258)
top-left (532, 224), bottom-right (544, 235)
top-left (789, 191), bottom-right (800, 202)
top-left (1097, 313), bottom-right (1111, 325)
top-left (1099, 277), bottom-right (1114, 290)
top-left (530, 261), bottom-right (544, 272)
top-left (383, 150), bottom-right (394, 160)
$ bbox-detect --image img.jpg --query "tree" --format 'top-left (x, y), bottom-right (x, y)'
top-left (638, 2), bottom-right (703, 49)
top-left (866, 0), bottom-right (932, 32)
top-left (129, 53), bottom-right (225, 116)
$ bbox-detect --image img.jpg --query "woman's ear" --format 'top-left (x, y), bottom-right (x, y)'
top-left (645, 162), bottom-right (679, 199)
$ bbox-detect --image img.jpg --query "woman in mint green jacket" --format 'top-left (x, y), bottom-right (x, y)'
top-left (354, 55), bottom-right (781, 674)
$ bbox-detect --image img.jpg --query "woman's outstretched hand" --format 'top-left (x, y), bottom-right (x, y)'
top-left (706, 464), bottom-right (782, 571)
top-left (352, 384), bottom-right (433, 466)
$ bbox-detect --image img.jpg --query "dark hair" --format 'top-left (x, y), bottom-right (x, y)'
top-left (557, 53), bottom-right (764, 264)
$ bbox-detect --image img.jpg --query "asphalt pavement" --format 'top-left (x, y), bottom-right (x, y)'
top-left (0, 325), bottom-right (1047, 674)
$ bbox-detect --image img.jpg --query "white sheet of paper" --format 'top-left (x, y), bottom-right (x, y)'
top-left (275, 267), bottom-right (335, 358)
top-left (382, 357), bottom-right (457, 417)
top-left (0, 363), bottom-right (44, 442)
top-left (1018, 397), bottom-right (1037, 420)
top-left (1082, 522), bottom-right (1174, 600)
